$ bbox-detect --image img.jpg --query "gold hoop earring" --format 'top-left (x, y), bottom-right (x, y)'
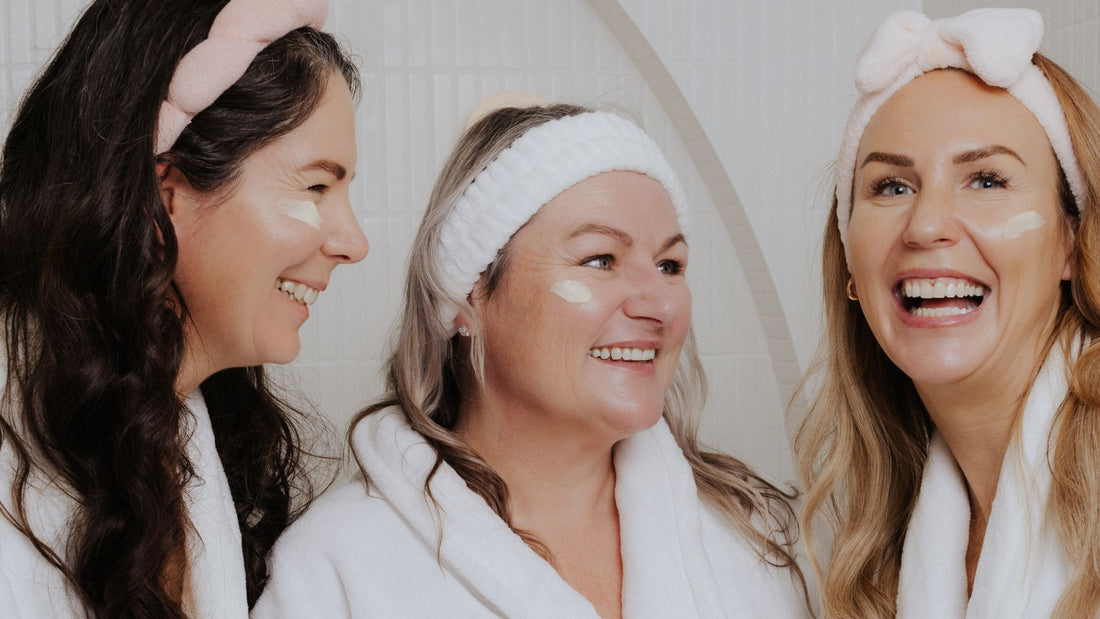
top-left (846, 278), bottom-right (859, 301)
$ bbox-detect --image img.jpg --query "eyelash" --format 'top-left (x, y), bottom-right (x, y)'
top-left (580, 254), bottom-right (686, 275)
top-left (658, 259), bottom-right (684, 275)
top-left (868, 176), bottom-right (913, 197)
top-left (307, 184), bottom-right (329, 194)
top-left (970, 168), bottom-right (1009, 189)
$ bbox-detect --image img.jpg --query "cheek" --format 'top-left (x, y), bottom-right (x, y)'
top-left (845, 206), bottom-right (898, 279)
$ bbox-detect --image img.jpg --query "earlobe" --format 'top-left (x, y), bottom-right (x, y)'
top-left (1062, 251), bottom-right (1075, 281)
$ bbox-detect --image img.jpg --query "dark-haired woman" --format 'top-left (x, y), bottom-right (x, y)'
top-left (0, 0), bottom-right (367, 616)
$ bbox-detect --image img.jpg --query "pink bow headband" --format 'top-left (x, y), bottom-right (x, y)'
top-left (155, 0), bottom-right (328, 154)
top-left (835, 9), bottom-right (1085, 257)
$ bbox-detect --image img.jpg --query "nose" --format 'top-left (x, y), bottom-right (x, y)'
top-left (620, 263), bottom-right (689, 324)
top-left (901, 183), bottom-right (960, 249)
top-left (321, 196), bottom-right (369, 263)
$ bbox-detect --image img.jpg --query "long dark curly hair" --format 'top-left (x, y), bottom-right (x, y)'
top-left (0, 0), bottom-right (359, 615)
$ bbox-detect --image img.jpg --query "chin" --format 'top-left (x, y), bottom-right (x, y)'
top-left (601, 401), bottom-right (665, 438)
top-left (258, 339), bottom-right (303, 366)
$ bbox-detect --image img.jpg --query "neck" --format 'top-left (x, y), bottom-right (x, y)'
top-left (921, 383), bottom-right (1018, 521)
top-left (176, 324), bottom-right (217, 397)
top-left (454, 396), bottom-right (619, 529)
top-left (915, 342), bottom-right (1052, 522)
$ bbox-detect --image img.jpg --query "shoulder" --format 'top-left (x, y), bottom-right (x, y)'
top-left (254, 478), bottom-right (413, 618)
top-left (271, 477), bottom-right (406, 561)
top-left (698, 498), bottom-right (813, 617)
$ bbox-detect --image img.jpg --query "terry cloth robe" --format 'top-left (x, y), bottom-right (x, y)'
top-left (897, 346), bottom-right (1073, 618)
top-left (0, 389), bottom-right (249, 618)
top-left (253, 407), bottom-right (810, 618)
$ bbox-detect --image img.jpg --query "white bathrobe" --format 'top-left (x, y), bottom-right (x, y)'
top-left (0, 389), bottom-right (249, 618)
top-left (254, 407), bottom-right (809, 618)
top-left (897, 346), bottom-right (1073, 618)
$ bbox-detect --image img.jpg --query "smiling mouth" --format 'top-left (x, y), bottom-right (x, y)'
top-left (276, 278), bottom-right (320, 306)
top-left (898, 277), bottom-right (986, 317)
top-left (588, 347), bottom-right (656, 362)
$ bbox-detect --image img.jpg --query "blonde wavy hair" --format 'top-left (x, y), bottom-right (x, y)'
top-left (796, 54), bottom-right (1100, 618)
top-left (351, 103), bottom-right (806, 595)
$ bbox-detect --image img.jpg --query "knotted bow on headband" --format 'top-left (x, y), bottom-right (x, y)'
top-left (835, 8), bottom-right (1084, 256)
top-left (155, 0), bottom-right (328, 154)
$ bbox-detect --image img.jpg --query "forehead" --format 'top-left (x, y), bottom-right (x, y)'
top-left (858, 69), bottom-right (1053, 164)
top-left (529, 170), bottom-right (679, 231)
top-left (248, 73), bottom-right (357, 171)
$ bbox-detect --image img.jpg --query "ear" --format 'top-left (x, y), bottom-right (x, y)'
top-left (156, 161), bottom-right (195, 221)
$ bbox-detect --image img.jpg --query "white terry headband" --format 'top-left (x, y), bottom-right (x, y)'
top-left (835, 8), bottom-right (1085, 255)
top-left (436, 110), bottom-right (689, 332)
top-left (155, 0), bottom-right (328, 154)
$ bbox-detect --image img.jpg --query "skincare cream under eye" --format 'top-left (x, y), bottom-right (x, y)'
top-left (550, 280), bottom-right (592, 304)
top-left (1002, 211), bottom-right (1045, 240)
top-left (278, 199), bottom-right (323, 230)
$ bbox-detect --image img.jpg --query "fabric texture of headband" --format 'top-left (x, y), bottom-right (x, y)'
top-left (835, 8), bottom-right (1085, 254)
top-left (436, 109), bottom-right (689, 332)
top-left (155, 0), bottom-right (328, 154)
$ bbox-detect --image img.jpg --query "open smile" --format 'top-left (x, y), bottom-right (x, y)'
top-left (588, 346), bottom-right (656, 361)
top-left (894, 275), bottom-right (988, 326)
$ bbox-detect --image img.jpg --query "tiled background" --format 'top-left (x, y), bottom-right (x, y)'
top-left (2, 0), bottom-right (1097, 483)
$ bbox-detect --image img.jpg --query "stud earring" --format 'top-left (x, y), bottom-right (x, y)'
top-left (458, 326), bottom-right (470, 337)
top-left (846, 278), bottom-right (859, 301)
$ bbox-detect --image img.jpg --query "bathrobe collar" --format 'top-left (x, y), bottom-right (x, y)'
top-left (353, 408), bottom-right (734, 618)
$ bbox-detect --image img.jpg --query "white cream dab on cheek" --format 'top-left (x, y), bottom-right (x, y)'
top-left (1002, 211), bottom-right (1046, 239)
top-left (278, 199), bottom-right (323, 231)
top-left (550, 280), bottom-right (592, 304)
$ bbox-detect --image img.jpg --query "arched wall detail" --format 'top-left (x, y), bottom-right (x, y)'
top-left (587, 0), bottom-right (805, 420)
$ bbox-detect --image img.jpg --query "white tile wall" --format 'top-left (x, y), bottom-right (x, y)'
top-left (4, 0), bottom-right (1094, 484)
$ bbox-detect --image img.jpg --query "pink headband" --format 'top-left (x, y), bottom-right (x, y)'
top-left (835, 9), bottom-right (1085, 257)
top-left (154, 0), bottom-right (328, 154)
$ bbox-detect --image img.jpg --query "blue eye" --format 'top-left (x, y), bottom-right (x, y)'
top-left (581, 255), bottom-right (613, 269)
top-left (658, 259), bottom-right (684, 275)
top-left (871, 178), bottom-right (914, 196)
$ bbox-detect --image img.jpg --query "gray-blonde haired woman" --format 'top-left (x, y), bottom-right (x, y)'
top-left (256, 96), bottom-right (810, 617)
top-left (797, 9), bottom-right (1100, 618)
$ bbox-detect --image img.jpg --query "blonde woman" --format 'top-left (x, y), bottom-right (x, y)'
top-left (797, 9), bottom-right (1100, 618)
top-left (255, 98), bottom-right (810, 617)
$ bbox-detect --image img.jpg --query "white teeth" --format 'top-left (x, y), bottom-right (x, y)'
top-left (589, 347), bottom-right (656, 362)
top-left (911, 305), bottom-right (977, 318)
top-left (901, 278), bottom-right (985, 299)
top-left (275, 278), bottom-right (320, 306)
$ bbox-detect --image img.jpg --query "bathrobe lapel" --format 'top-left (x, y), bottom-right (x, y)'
top-left (354, 409), bottom-right (597, 618)
top-left (615, 419), bottom-right (726, 618)
top-left (897, 348), bottom-right (1072, 618)
top-left (180, 390), bottom-right (250, 618)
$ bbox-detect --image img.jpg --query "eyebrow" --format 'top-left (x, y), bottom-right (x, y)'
top-left (953, 145), bottom-right (1025, 166)
top-left (860, 152), bottom-right (913, 168)
top-left (568, 224), bottom-right (687, 252)
top-left (860, 145), bottom-right (1026, 169)
top-left (302, 159), bottom-right (348, 180)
